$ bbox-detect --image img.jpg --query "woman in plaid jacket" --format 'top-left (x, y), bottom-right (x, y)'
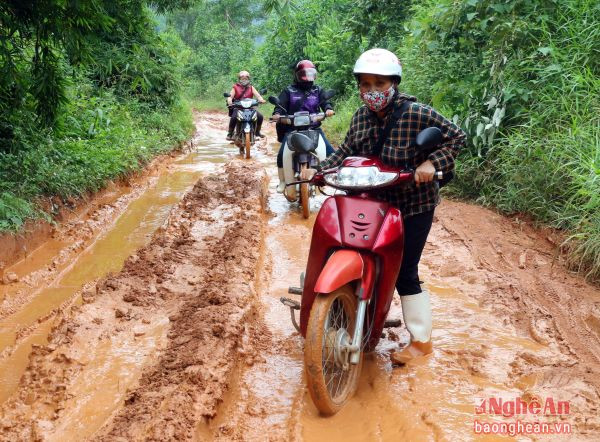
top-left (302, 49), bottom-right (466, 364)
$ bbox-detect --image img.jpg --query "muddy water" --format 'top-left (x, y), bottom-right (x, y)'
top-left (219, 142), bottom-right (549, 441)
top-left (0, 123), bottom-right (232, 405)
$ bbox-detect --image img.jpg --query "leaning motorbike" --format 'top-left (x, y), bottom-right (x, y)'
top-left (224, 90), bottom-right (265, 159)
top-left (280, 127), bottom-right (444, 415)
top-left (268, 91), bottom-right (335, 218)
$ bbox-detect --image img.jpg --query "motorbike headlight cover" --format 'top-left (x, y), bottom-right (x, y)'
top-left (294, 115), bottom-right (311, 126)
top-left (323, 166), bottom-right (398, 189)
top-left (240, 99), bottom-right (253, 108)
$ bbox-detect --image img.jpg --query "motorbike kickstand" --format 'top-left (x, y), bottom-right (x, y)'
top-left (280, 297), bottom-right (301, 332)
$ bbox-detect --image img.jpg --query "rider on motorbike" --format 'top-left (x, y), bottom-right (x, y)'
top-left (271, 60), bottom-right (335, 193)
top-left (301, 49), bottom-right (466, 364)
top-left (226, 70), bottom-right (266, 140)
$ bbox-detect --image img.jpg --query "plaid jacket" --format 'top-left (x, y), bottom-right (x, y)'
top-left (320, 93), bottom-right (466, 217)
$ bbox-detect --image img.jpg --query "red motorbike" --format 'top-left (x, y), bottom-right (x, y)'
top-left (281, 127), bottom-right (443, 415)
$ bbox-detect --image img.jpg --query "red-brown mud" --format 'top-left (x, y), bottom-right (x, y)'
top-left (1, 112), bottom-right (599, 441)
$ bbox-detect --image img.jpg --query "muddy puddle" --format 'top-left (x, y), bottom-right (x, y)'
top-left (0, 118), bottom-right (231, 405)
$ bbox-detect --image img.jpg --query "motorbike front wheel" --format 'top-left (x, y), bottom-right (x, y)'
top-left (304, 284), bottom-right (362, 415)
top-left (245, 132), bottom-right (251, 159)
top-left (300, 164), bottom-right (310, 218)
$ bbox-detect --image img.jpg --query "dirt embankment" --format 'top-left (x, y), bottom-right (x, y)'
top-left (0, 160), bottom-right (269, 440)
top-left (0, 143), bottom-right (194, 278)
top-left (0, 145), bottom-right (194, 327)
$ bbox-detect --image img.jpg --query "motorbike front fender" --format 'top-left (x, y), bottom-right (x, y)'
top-left (314, 250), bottom-right (363, 294)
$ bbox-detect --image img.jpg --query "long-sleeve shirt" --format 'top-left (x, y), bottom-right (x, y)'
top-left (319, 92), bottom-right (466, 217)
top-left (272, 84), bottom-right (333, 142)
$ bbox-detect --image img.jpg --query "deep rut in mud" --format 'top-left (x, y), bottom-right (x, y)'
top-left (1, 112), bottom-right (599, 441)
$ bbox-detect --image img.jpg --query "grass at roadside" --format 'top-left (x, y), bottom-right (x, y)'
top-left (321, 95), bottom-right (361, 146)
top-left (0, 82), bottom-right (194, 233)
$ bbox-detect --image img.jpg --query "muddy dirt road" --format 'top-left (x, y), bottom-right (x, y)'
top-left (0, 112), bottom-right (599, 441)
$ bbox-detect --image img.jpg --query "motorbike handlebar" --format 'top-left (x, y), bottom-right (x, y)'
top-left (228, 99), bottom-right (263, 108)
top-left (269, 112), bottom-right (326, 124)
top-left (287, 169), bottom-right (444, 188)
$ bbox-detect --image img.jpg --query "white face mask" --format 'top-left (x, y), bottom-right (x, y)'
top-left (360, 85), bottom-right (395, 112)
top-left (239, 79), bottom-right (250, 86)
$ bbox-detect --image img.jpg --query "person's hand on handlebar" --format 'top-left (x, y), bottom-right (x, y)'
top-left (271, 114), bottom-right (280, 121)
top-left (325, 109), bottom-right (335, 117)
top-left (414, 160), bottom-right (436, 185)
top-left (300, 168), bottom-right (318, 181)
top-left (259, 99), bottom-right (266, 104)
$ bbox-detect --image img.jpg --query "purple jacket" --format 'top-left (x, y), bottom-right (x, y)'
top-left (272, 84), bottom-right (333, 141)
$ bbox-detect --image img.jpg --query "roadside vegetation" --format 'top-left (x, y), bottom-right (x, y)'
top-left (2, 0), bottom-right (598, 280)
top-left (0, 1), bottom-right (194, 232)
top-left (241, 0), bottom-right (600, 280)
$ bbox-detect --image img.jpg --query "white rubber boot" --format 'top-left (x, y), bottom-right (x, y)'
top-left (391, 289), bottom-right (433, 364)
top-left (276, 168), bottom-right (286, 193)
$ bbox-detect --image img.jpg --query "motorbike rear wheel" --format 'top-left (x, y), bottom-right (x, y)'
top-left (304, 284), bottom-right (362, 415)
top-left (300, 164), bottom-right (310, 218)
top-left (245, 132), bottom-right (251, 159)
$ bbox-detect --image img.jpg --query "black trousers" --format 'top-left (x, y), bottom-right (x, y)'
top-left (395, 209), bottom-right (435, 296)
top-left (228, 110), bottom-right (263, 135)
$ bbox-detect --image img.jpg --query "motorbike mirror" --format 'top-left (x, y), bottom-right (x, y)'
top-left (268, 95), bottom-right (288, 113)
top-left (322, 89), bottom-right (336, 101)
top-left (223, 92), bottom-right (231, 98)
top-left (318, 89), bottom-right (336, 108)
top-left (259, 88), bottom-right (267, 94)
top-left (416, 127), bottom-right (443, 150)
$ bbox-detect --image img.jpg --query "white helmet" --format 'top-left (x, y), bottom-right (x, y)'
top-left (353, 48), bottom-right (402, 79)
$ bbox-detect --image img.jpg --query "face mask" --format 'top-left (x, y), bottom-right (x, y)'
top-left (239, 79), bottom-right (250, 86)
top-left (360, 85), bottom-right (395, 112)
top-left (296, 81), bottom-right (313, 90)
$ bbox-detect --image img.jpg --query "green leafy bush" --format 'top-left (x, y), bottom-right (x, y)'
top-left (0, 77), bottom-right (192, 231)
top-left (255, 0), bottom-right (600, 281)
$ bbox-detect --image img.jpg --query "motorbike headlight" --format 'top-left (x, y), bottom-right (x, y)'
top-left (323, 166), bottom-right (398, 189)
top-left (294, 115), bottom-right (311, 126)
top-left (240, 99), bottom-right (252, 108)
top-left (237, 113), bottom-right (243, 121)
top-left (252, 112), bottom-right (257, 121)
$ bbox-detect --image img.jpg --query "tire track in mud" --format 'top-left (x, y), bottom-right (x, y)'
top-left (0, 160), bottom-right (269, 441)
top-left (197, 191), bottom-right (309, 441)
top-left (0, 137), bottom-right (215, 405)
top-left (423, 203), bottom-right (600, 436)
top-left (96, 164), bottom-right (270, 440)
